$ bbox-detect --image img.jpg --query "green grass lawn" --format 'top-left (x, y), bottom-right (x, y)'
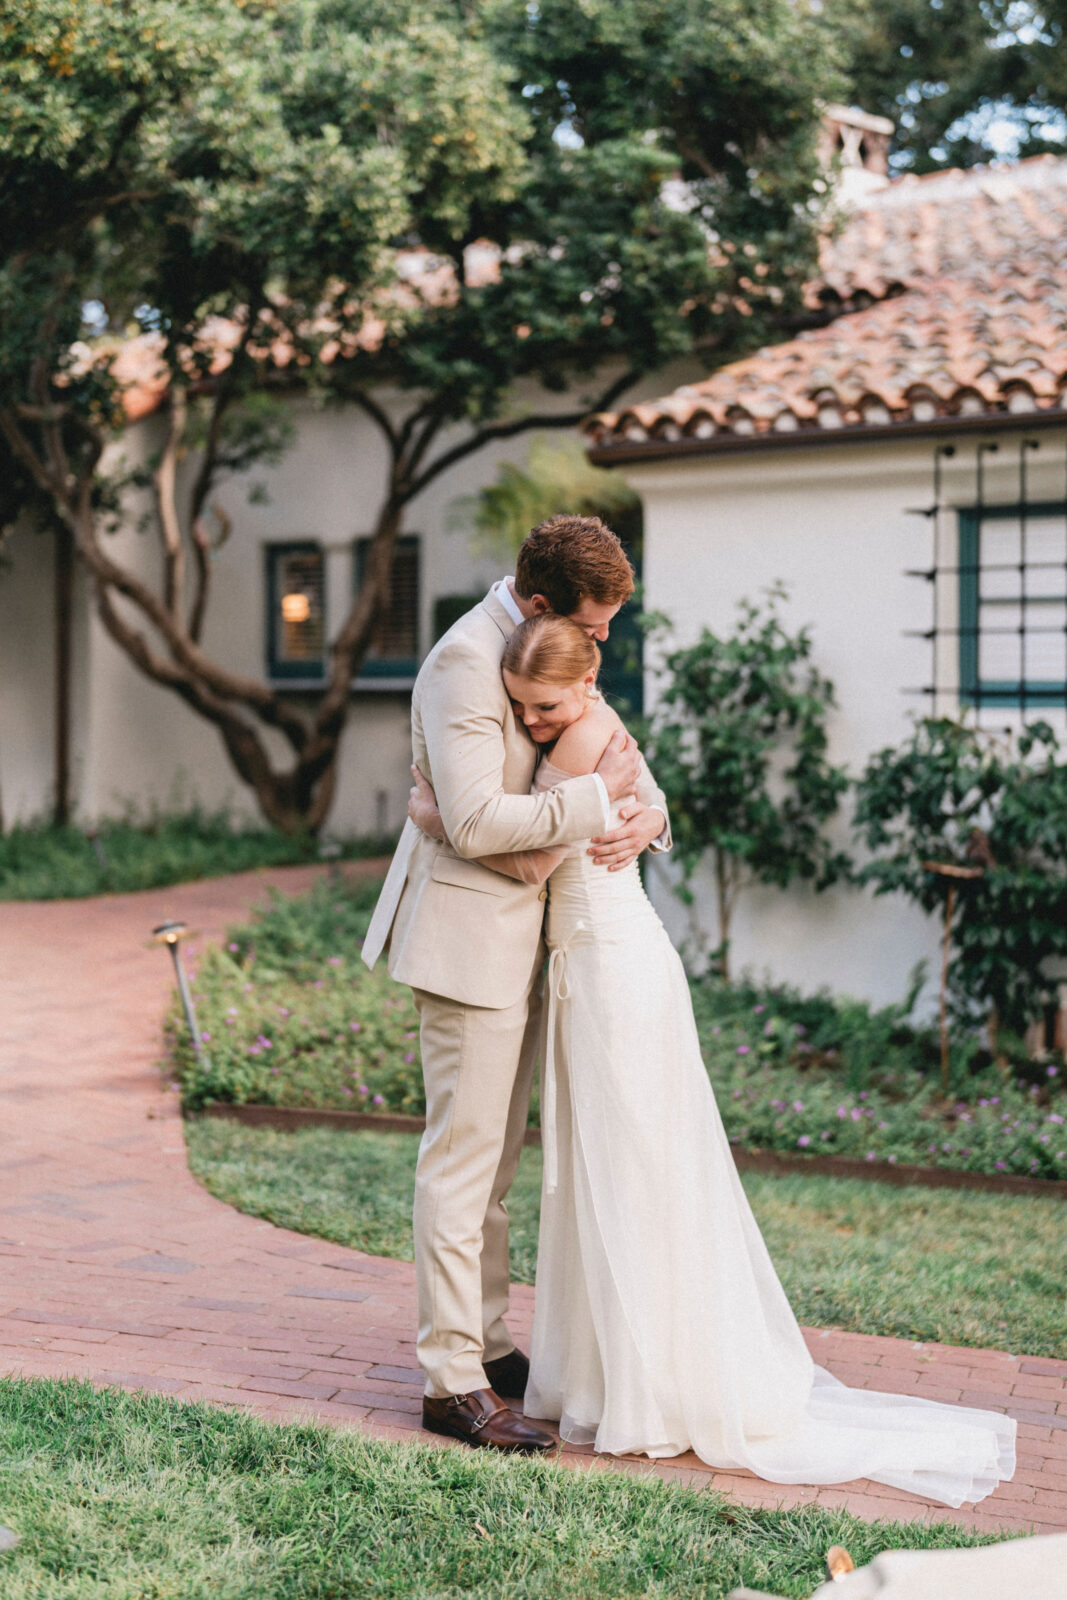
top-left (185, 1118), bottom-right (1067, 1360)
top-left (0, 1376), bottom-right (999, 1600)
top-left (0, 810), bottom-right (392, 900)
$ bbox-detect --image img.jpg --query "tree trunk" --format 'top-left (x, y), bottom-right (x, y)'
top-left (53, 520), bottom-right (74, 826)
top-left (715, 848), bottom-right (733, 984)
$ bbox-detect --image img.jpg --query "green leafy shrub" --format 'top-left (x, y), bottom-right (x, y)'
top-left (854, 718), bottom-right (1067, 1039)
top-left (645, 588), bottom-right (851, 978)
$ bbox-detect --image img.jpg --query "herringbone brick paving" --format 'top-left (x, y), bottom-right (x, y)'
top-left (1, 866), bottom-right (1065, 1535)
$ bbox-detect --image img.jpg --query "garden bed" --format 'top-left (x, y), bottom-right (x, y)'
top-left (167, 876), bottom-right (1067, 1184)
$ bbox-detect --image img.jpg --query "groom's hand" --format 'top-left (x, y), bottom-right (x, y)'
top-left (408, 765), bottom-right (447, 841)
top-left (588, 802), bottom-right (665, 872)
top-left (595, 728), bottom-right (641, 802)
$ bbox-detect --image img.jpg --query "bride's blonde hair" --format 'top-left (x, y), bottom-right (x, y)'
top-left (502, 614), bottom-right (601, 687)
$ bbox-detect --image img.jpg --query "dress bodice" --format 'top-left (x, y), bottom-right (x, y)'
top-left (533, 759), bottom-right (660, 946)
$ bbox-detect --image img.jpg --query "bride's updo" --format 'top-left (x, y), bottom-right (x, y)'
top-left (502, 614), bottom-right (601, 686)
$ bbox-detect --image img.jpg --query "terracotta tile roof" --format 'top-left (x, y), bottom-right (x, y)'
top-left (588, 155), bottom-right (1067, 455)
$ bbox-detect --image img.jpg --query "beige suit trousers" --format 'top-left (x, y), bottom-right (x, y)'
top-left (412, 953), bottom-right (543, 1398)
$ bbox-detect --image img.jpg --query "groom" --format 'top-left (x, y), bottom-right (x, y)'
top-left (362, 515), bottom-right (671, 1452)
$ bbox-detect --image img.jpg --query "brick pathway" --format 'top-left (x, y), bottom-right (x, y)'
top-left (1, 868), bottom-right (1065, 1537)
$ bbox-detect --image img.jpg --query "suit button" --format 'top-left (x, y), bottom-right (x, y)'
top-left (538, 889), bottom-right (548, 901)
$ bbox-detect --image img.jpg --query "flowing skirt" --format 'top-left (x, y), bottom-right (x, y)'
top-left (525, 896), bottom-right (1015, 1508)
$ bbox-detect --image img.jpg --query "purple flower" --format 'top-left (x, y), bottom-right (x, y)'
top-left (404, 1052), bottom-right (415, 1064)
top-left (200, 1031), bottom-right (211, 1042)
top-left (737, 1045), bottom-right (750, 1056)
top-left (865, 1152), bottom-right (875, 1162)
top-left (1047, 1066), bottom-right (1059, 1078)
top-left (342, 1086), bottom-right (353, 1096)
top-left (753, 1005), bottom-right (765, 1015)
top-left (711, 1026), bottom-right (721, 1037)
top-left (820, 1130), bottom-right (831, 1140)
top-left (328, 956), bottom-right (342, 966)
top-left (797, 1135), bottom-right (811, 1148)
top-left (850, 1108), bottom-right (862, 1122)
top-left (858, 1091), bottom-right (868, 1100)
top-left (835, 1107), bottom-right (847, 1120)
top-left (995, 1161), bottom-right (1007, 1170)
top-left (358, 1084), bottom-right (368, 1095)
top-left (313, 981), bottom-right (324, 989)
top-left (795, 1023), bottom-right (806, 1035)
top-left (270, 1066), bottom-right (280, 1075)
top-left (350, 1022), bottom-right (362, 1032)
top-left (227, 942), bottom-right (239, 952)
top-left (372, 1094), bottom-right (385, 1107)
top-left (792, 1099), bottom-right (804, 1113)
top-left (887, 1154), bottom-right (897, 1164)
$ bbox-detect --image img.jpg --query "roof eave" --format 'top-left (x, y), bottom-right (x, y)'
top-left (586, 406), bottom-right (1067, 468)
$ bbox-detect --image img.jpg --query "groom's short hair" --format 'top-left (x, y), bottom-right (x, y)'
top-left (514, 515), bottom-right (635, 617)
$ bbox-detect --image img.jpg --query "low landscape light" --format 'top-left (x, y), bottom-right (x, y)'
top-left (152, 920), bottom-right (208, 1063)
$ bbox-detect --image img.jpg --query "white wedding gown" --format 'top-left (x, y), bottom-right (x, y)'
top-left (523, 764), bottom-right (1016, 1508)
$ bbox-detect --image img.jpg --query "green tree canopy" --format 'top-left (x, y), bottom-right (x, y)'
top-left (828, 0), bottom-right (1067, 172)
top-left (0, 0), bottom-right (835, 831)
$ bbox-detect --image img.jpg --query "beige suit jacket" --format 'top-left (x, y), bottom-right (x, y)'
top-left (362, 584), bottom-right (671, 1009)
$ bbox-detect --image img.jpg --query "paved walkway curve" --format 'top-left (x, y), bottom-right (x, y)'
top-left (1, 867), bottom-right (1065, 1538)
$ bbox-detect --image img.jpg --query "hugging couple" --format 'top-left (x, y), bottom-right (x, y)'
top-left (363, 516), bottom-right (1014, 1507)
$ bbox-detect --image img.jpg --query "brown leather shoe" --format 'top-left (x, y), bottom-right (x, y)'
top-left (483, 1347), bottom-right (530, 1399)
top-left (422, 1387), bottom-right (555, 1453)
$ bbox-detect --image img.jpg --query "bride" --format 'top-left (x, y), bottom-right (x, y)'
top-left (409, 611), bottom-right (1016, 1509)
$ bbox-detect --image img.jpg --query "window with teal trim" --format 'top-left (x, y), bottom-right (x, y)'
top-left (959, 503), bottom-right (1067, 708)
top-left (354, 535), bottom-right (420, 681)
top-left (266, 543), bottom-right (325, 682)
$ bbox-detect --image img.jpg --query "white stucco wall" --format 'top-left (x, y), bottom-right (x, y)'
top-left (0, 517), bottom-right (59, 827)
top-left (0, 359), bottom-right (698, 835)
top-left (631, 428), bottom-right (1067, 1011)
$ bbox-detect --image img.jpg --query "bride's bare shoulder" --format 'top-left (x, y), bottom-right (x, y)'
top-left (550, 700), bottom-right (624, 777)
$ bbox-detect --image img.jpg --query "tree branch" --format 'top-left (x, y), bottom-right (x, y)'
top-left (346, 387), bottom-right (400, 456)
top-left (408, 367), bottom-right (643, 498)
top-left (154, 386), bottom-right (187, 616)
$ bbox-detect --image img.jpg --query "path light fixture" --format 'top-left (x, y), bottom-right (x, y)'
top-left (152, 920), bottom-right (209, 1064)
top-left (318, 834), bottom-right (343, 887)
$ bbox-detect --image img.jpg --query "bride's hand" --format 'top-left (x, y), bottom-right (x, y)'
top-left (408, 764), bottom-right (447, 841)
